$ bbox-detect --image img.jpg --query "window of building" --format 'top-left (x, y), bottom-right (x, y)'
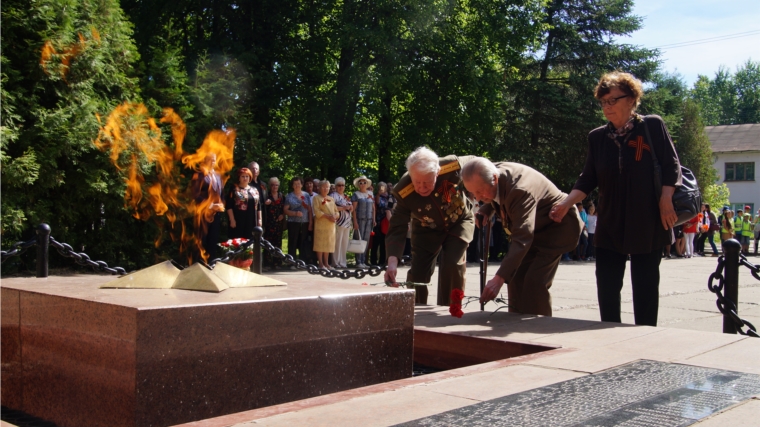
top-left (724, 162), bottom-right (755, 181)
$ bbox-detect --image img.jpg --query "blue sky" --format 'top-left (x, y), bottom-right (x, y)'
top-left (622, 0), bottom-right (760, 87)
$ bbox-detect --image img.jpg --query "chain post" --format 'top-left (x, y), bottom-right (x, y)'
top-left (36, 223), bottom-right (51, 278)
top-left (251, 226), bottom-right (263, 274)
top-left (722, 239), bottom-right (741, 334)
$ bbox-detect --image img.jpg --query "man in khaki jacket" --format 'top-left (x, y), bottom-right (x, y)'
top-left (385, 147), bottom-right (476, 305)
top-left (462, 157), bottom-right (583, 316)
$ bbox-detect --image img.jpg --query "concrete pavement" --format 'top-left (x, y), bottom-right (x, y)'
top-left (266, 254), bottom-right (760, 334)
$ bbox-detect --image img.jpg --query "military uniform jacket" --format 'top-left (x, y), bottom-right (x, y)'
top-left (386, 155), bottom-right (476, 259)
top-left (479, 162), bottom-right (583, 285)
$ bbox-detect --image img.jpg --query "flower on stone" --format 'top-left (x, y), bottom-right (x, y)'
top-left (449, 288), bottom-right (465, 318)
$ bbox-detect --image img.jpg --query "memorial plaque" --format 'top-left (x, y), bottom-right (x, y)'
top-left (395, 360), bottom-right (760, 427)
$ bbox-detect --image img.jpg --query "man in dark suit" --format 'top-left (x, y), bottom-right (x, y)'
top-left (462, 157), bottom-right (583, 316)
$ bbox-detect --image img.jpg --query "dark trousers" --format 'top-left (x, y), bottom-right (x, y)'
top-left (696, 232), bottom-right (718, 254)
top-left (195, 212), bottom-right (221, 263)
top-left (595, 246), bottom-right (662, 326)
top-left (506, 247), bottom-right (561, 316)
top-left (370, 226), bottom-right (387, 265)
top-left (408, 234), bottom-right (469, 306)
top-left (287, 222), bottom-right (310, 261)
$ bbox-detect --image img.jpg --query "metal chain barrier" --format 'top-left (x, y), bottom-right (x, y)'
top-left (0, 239), bottom-right (37, 262)
top-left (209, 235), bottom-right (411, 279)
top-left (707, 255), bottom-right (759, 338)
top-left (48, 237), bottom-right (127, 275)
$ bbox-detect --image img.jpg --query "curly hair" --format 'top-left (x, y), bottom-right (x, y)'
top-left (594, 71), bottom-right (644, 108)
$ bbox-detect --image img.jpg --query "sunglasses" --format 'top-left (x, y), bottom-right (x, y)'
top-left (358, 181), bottom-right (367, 184)
top-left (336, 184), bottom-right (345, 187)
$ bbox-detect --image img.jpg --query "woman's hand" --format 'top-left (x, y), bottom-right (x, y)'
top-left (296, 211), bottom-right (303, 218)
top-left (265, 198), bottom-right (272, 205)
top-left (277, 214), bottom-right (284, 222)
top-left (229, 219), bottom-right (236, 229)
top-left (659, 186), bottom-right (677, 230)
top-left (549, 202), bottom-right (571, 223)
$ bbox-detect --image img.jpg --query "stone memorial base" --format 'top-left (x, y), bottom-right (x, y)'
top-left (1, 274), bottom-right (414, 427)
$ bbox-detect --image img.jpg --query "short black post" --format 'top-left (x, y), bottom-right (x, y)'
top-left (480, 218), bottom-right (492, 311)
top-left (36, 223), bottom-right (51, 278)
top-left (722, 239), bottom-right (741, 334)
top-left (251, 226), bottom-right (263, 274)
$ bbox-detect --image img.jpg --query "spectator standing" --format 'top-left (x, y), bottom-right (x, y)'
top-left (351, 175), bottom-right (375, 268)
top-left (721, 210), bottom-right (734, 251)
top-left (263, 177), bottom-right (285, 270)
top-left (575, 203), bottom-right (588, 260)
top-left (329, 177), bottom-right (353, 268)
top-left (191, 153), bottom-right (225, 262)
top-left (683, 215), bottom-right (699, 258)
top-left (247, 161), bottom-right (267, 226)
top-left (695, 204), bottom-right (719, 257)
top-left (739, 207), bottom-right (753, 255)
top-left (585, 204), bottom-right (597, 260)
top-left (226, 167), bottom-right (261, 239)
top-left (283, 177), bottom-right (312, 265)
top-left (312, 180), bottom-right (338, 270)
top-left (371, 182), bottom-right (391, 266)
top-left (550, 71), bottom-right (682, 327)
top-left (753, 209), bottom-right (760, 255)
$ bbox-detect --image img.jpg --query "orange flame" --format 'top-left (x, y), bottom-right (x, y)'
top-left (40, 28), bottom-right (99, 80)
top-left (94, 102), bottom-right (236, 264)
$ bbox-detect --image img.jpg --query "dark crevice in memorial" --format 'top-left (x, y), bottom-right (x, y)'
top-left (413, 329), bottom-right (558, 371)
top-left (1, 407), bottom-right (59, 427)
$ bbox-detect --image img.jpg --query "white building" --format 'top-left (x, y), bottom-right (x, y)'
top-left (705, 123), bottom-right (759, 215)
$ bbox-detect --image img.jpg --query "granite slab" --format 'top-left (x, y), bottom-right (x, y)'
top-left (0, 275), bottom-right (414, 427)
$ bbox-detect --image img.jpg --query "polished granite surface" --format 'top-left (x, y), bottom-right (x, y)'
top-left (1, 275), bottom-right (414, 427)
top-left (394, 359), bottom-right (760, 426)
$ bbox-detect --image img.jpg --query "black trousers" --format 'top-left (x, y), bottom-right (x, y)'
top-left (595, 246), bottom-right (662, 326)
top-left (370, 225), bottom-right (387, 265)
top-left (287, 222), bottom-right (310, 261)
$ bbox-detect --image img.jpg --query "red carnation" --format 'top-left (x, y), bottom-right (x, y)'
top-left (449, 289), bottom-right (465, 318)
top-left (449, 304), bottom-right (464, 318)
top-left (301, 195), bottom-right (305, 201)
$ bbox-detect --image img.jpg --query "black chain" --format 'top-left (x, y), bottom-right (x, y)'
top-left (707, 255), bottom-right (759, 338)
top-left (48, 237), bottom-right (127, 275)
top-left (210, 236), bottom-right (410, 279)
top-left (0, 239), bottom-right (37, 263)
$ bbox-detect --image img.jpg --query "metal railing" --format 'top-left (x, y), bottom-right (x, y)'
top-left (707, 239), bottom-right (759, 337)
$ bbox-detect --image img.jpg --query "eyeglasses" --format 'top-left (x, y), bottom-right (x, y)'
top-left (336, 184), bottom-right (345, 187)
top-left (358, 181), bottom-right (367, 185)
top-left (598, 95), bottom-right (629, 108)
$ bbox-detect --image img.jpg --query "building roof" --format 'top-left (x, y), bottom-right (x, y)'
top-left (705, 123), bottom-right (760, 153)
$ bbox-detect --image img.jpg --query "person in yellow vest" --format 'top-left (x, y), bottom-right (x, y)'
top-left (734, 208), bottom-right (744, 240)
top-left (739, 205), bottom-right (753, 256)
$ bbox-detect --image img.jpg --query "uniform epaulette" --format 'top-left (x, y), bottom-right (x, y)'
top-left (398, 183), bottom-right (415, 198)
top-left (439, 161), bottom-right (460, 175)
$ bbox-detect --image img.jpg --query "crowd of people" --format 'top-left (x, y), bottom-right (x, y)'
top-left (670, 204), bottom-right (759, 259)
top-left (194, 158), bottom-right (403, 270)
top-left (192, 71), bottom-right (758, 329)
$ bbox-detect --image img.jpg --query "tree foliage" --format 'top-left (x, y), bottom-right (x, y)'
top-left (690, 60), bottom-right (760, 126)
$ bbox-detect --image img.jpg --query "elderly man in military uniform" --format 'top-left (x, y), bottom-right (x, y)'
top-left (384, 147), bottom-right (476, 305)
top-left (462, 157), bottom-right (583, 316)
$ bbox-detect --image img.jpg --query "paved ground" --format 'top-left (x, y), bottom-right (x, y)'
top-left (266, 254), bottom-right (760, 334)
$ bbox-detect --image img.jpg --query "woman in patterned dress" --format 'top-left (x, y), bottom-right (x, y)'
top-left (225, 168), bottom-right (260, 239)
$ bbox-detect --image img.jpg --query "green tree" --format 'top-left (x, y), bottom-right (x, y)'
top-left (497, 0), bottom-right (659, 190)
top-left (677, 99), bottom-right (717, 194)
top-left (0, 0), bottom-right (155, 270)
top-left (690, 60), bottom-right (760, 125)
top-left (702, 183), bottom-right (730, 213)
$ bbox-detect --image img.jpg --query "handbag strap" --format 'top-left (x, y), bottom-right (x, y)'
top-left (640, 115), bottom-right (663, 199)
